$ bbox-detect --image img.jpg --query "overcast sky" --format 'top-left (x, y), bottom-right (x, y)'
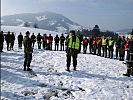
top-left (1, 0), bottom-right (133, 31)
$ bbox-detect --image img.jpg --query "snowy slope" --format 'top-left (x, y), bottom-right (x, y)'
top-left (1, 26), bottom-right (133, 100)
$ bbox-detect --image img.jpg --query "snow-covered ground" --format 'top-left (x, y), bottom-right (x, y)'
top-left (1, 26), bottom-right (133, 100)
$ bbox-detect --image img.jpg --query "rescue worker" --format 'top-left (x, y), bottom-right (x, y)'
top-left (23, 31), bottom-right (33, 71)
top-left (66, 30), bottom-right (80, 72)
top-left (102, 35), bottom-right (107, 58)
top-left (89, 36), bottom-right (93, 54)
top-left (18, 32), bottom-right (23, 49)
top-left (0, 31), bottom-right (4, 52)
top-left (83, 37), bottom-right (89, 54)
top-left (92, 37), bottom-right (97, 55)
top-left (54, 34), bottom-right (59, 51)
top-left (60, 34), bottom-right (65, 51)
top-left (31, 33), bottom-right (36, 48)
top-left (123, 31), bottom-right (133, 77)
top-left (108, 36), bottom-right (114, 59)
top-left (37, 33), bottom-right (42, 49)
top-left (97, 36), bottom-right (102, 56)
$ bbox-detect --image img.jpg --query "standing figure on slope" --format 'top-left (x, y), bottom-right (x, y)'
top-left (97, 36), bottom-right (102, 56)
top-left (31, 33), bottom-right (36, 48)
top-left (54, 34), bottom-right (59, 51)
top-left (37, 33), bottom-right (42, 49)
top-left (108, 36), bottom-right (114, 59)
top-left (83, 37), bottom-right (89, 54)
top-left (5, 31), bottom-right (11, 51)
top-left (102, 35), bottom-right (107, 58)
top-left (23, 31), bottom-right (33, 71)
top-left (48, 34), bottom-right (53, 50)
top-left (60, 34), bottom-right (65, 51)
top-left (66, 30), bottom-right (80, 72)
top-left (123, 30), bottom-right (133, 77)
top-left (42, 34), bottom-right (48, 50)
top-left (0, 31), bottom-right (4, 52)
top-left (115, 36), bottom-right (121, 59)
top-left (18, 32), bottom-right (23, 49)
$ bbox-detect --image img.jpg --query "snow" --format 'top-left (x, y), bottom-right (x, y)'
top-left (1, 26), bottom-right (133, 100)
top-left (36, 16), bottom-right (47, 21)
top-left (49, 20), bottom-right (57, 26)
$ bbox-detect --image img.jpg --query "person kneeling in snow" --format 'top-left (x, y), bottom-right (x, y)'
top-left (66, 30), bottom-right (80, 72)
top-left (23, 31), bottom-right (33, 71)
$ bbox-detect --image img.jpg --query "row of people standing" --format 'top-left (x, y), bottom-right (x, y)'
top-left (0, 31), bottom-right (15, 51)
top-left (18, 32), bottom-right (66, 51)
top-left (82, 35), bottom-right (128, 61)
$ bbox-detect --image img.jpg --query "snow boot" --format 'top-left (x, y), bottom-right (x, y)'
top-left (27, 68), bottom-right (32, 71)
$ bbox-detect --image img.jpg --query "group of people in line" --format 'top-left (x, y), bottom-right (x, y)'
top-left (82, 35), bottom-right (129, 61)
top-left (0, 30), bottom-right (133, 77)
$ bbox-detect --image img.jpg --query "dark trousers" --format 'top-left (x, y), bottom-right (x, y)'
top-left (0, 42), bottom-right (4, 52)
top-left (6, 42), bottom-right (10, 50)
top-left (49, 42), bottom-right (52, 50)
top-left (102, 45), bottom-right (107, 57)
top-left (83, 44), bottom-right (88, 54)
top-left (10, 41), bottom-right (14, 50)
top-left (116, 47), bottom-right (119, 59)
top-left (32, 42), bottom-right (35, 48)
top-left (60, 43), bottom-right (64, 51)
top-left (89, 45), bottom-right (92, 54)
top-left (43, 41), bottom-right (47, 49)
top-left (24, 53), bottom-right (32, 70)
top-left (55, 43), bottom-right (59, 51)
top-left (38, 41), bottom-right (42, 49)
top-left (67, 52), bottom-right (77, 70)
top-left (18, 42), bottom-right (22, 48)
top-left (108, 46), bottom-right (113, 59)
top-left (97, 45), bottom-right (101, 56)
top-left (119, 48), bottom-right (125, 61)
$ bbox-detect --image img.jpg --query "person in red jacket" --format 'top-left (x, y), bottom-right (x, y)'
top-left (83, 37), bottom-right (89, 54)
top-left (42, 34), bottom-right (48, 50)
top-left (48, 34), bottom-right (53, 50)
top-left (124, 37), bottom-right (129, 63)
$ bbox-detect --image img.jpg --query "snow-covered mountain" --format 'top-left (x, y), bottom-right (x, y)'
top-left (1, 12), bottom-right (82, 33)
top-left (1, 26), bottom-right (133, 100)
top-left (116, 28), bottom-right (133, 34)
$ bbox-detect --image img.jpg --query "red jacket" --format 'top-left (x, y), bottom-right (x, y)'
top-left (48, 36), bottom-right (53, 43)
top-left (124, 41), bottom-right (129, 51)
top-left (83, 38), bottom-right (89, 45)
top-left (43, 35), bottom-right (48, 42)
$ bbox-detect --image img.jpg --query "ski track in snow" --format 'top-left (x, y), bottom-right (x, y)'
top-left (1, 26), bottom-right (133, 100)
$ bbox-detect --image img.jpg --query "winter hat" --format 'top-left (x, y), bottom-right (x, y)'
top-left (70, 30), bottom-right (75, 35)
top-left (26, 31), bottom-right (30, 35)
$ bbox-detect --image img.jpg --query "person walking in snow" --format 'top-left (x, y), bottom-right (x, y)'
top-left (83, 37), bottom-right (89, 54)
top-left (31, 33), bottom-right (36, 48)
top-left (66, 30), bottom-right (80, 72)
top-left (5, 31), bottom-right (11, 51)
top-left (37, 33), bottom-right (42, 49)
top-left (23, 31), bottom-right (33, 71)
top-left (0, 31), bottom-right (4, 52)
top-left (54, 34), bottom-right (59, 51)
top-left (60, 34), bottom-right (65, 51)
top-left (48, 34), bottom-right (53, 50)
top-left (18, 32), bottom-right (23, 49)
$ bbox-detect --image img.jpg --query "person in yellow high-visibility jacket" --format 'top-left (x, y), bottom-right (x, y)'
top-left (102, 35), bottom-right (107, 57)
top-left (108, 36), bottom-right (114, 59)
top-left (66, 30), bottom-right (80, 72)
